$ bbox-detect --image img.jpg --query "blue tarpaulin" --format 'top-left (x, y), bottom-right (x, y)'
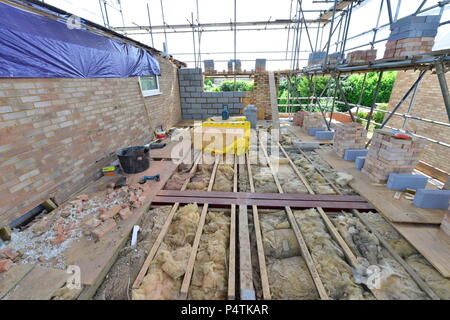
top-left (0, 2), bottom-right (160, 78)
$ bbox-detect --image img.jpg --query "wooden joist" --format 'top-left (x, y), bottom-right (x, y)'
top-left (228, 155), bottom-right (237, 300)
top-left (258, 137), bottom-right (330, 300)
top-left (246, 153), bottom-right (271, 300)
top-left (238, 154), bottom-right (256, 300)
top-left (180, 155), bottom-right (220, 298)
top-left (131, 152), bottom-right (203, 290)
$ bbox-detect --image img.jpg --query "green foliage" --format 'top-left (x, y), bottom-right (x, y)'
top-left (204, 79), bottom-right (254, 92)
top-left (278, 72), bottom-right (397, 113)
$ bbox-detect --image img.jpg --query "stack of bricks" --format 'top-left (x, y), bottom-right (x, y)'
top-left (328, 52), bottom-right (345, 64)
top-left (302, 112), bottom-right (325, 132)
top-left (255, 59), bottom-right (266, 74)
top-left (346, 49), bottom-right (377, 65)
top-left (293, 110), bottom-right (308, 126)
top-left (383, 15), bottom-right (440, 59)
top-left (308, 51), bottom-right (327, 66)
top-left (333, 122), bottom-right (367, 157)
top-left (227, 59), bottom-right (242, 73)
top-left (362, 130), bottom-right (428, 184)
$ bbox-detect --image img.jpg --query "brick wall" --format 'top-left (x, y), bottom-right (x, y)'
top-left (387, 70), bottom-right (450, 173)
top-left (246, 72), bottom-right (279, 120)
top-left (179, 68), bottom-right (244, 119)
top-left (0, 55), bottom-right (181, 225)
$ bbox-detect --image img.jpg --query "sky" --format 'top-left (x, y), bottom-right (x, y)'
top-left (44, 0), bottom-right (450, 71)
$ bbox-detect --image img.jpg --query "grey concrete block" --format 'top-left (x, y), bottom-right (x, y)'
top-left (203, 92), bottom-right (215, 97)
top-left (387, 173), bottom-right (428, 191)
top-left (229, 97), bottom-right (240, 103)
top-left (207, 109), bottom-right (218, 114)
top-left (180, 92), bottom-right (189, 98)
top-left (294, 141), bottom-right (320, 150)
top-left (192, 114), bottom-right (203, 119)
top-left (223, 92), bottom-right (234, 97)
top-left (188, 68), bottom-right (202, 74)
top-left (178, 68), bottom-right (191, 74)
top-left (181, 103), bottom-right (191, 109)
top-left (413, 189), bottom-right (450, 209)
top-left (344, 149), bottom-right (369, 161)
top-left (212, 92), bottom-right (223, 97)
top-left (218, 98), bottom-right (229, 103)
top-left (180, 80), bottom-right (190, 86)
top-left (234, 103), bottom-right (244, 109)
top-left (190, 80), bottom-right (202, 86)
top-left (207, 98), bottom-right (217, 103)
top-left (186, 98), bottom-right (195, 103)
top-left (213, 104), bottom-right (222, 108)
top-left (186, 87), bottom-right (197, 92)
top-left (190, 92), bottom-right (201, 97)
top-left (233, 92), bottom-right (245, 98)
top-left (197, 98), bottom-right (207, 103)
top-left (191, 103), bottom-right (202, 109)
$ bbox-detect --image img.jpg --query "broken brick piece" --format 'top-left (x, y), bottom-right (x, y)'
top-left (51, 233), bottom-right (67, 245)
top-left (0, 259), bottom-right (13, 272)
top-left (119, 207), bottom-right (133, 220)
top-left (92, 219), bottom-right (117, 241)
top-left (84, 216), bottom-right (102, 229)
top-left (100, 205), bottom-right (122, 221)
top-left (0, 248), bottom-right (19, 261)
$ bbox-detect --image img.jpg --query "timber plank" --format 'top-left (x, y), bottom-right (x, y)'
top-left (0, 264), bottom-right (35, 299)
top-left (394, 223), bottom-right (450, 279)
top-left (4, 265), bottom-right (68, 300)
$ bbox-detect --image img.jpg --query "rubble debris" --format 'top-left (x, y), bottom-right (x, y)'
top-left (0, 248), bottom-right (19, 261)
top-left (100, 205), bottom-right (122, 221)
top-left (0, 225), bottom-right (12, 241)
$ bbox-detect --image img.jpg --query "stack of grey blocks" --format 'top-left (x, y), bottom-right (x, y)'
top-left (179, 68), bottom-right (245, 120)
top-left (388, 15), bottom-right (440, 41)
top-left (308, 51), bottom-right (327, 65)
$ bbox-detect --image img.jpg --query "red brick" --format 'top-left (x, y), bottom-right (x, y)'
top-left (99, 205), bottom-right (121, 221)
top-left (119, 207), bottom-right (133, 220)
top-left (0, 259), bottom-right (13, 273)
top-left (0, 248), bottom-right (19, 261)
top-left (92, 218), bottom-right (117, 240)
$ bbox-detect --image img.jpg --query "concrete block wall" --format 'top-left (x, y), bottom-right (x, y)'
top-left (179, 68), bottom-right (244, 119)
top-left (0, 55), bottom-right (181, 225)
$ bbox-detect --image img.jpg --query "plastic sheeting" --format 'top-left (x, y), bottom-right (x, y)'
top-left (0, 2), bottom-right (160, 78)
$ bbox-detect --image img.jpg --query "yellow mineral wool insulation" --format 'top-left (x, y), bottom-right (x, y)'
top-left (165, 172), bottom-right (191, 190)
top-left (187, 164), bottom-right (213, 191)
top-left (335, 172), bottom-right (354, 187)
top-left (189, 211), bottom-right (230, 300)
top-left (212, 165), bottom-right (235, 192)
top-left (362, 212), bottom-right (450, 299)
top-left (290, 155), bottom-right (336, 195)
top-left (278, 168), bottom-right (308, 194)
top-left (260, 211), bottom-right (318, 299)
top-left (280, 134), bottom-right (294, 145)
top-left (267, 256), bottom-right (319, 300)
top-left (293, 209), bottom-right (368, 300)
top-left (331, 213), bottom-right (429, 300)
top-left (252, 166), bottom-right (279, 193)
top-left (132, 204), bottom-right (201, 300)
top-left (362, 212), bottom-right (417, 259)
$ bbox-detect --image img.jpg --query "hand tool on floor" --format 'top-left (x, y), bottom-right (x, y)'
top-left (114, 176), bottom-right (127, 189)
top-left (138, 174), bottom-right (160, 184)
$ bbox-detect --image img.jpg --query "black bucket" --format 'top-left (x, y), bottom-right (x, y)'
top-left (116, 146), bottom-right (150, 174)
